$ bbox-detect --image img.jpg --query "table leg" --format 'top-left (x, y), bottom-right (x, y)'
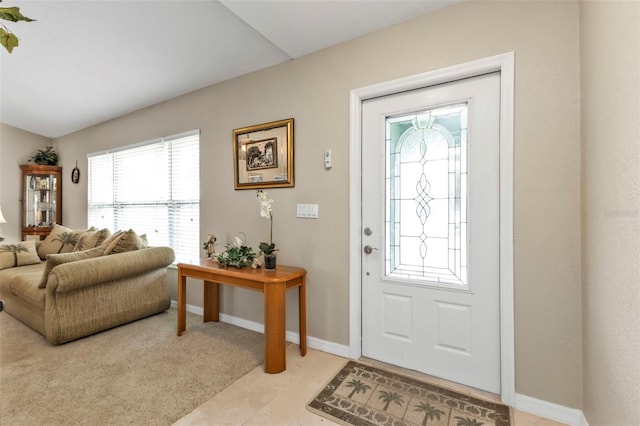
top-left (299, 276), bottom-right (307, 356)
top-left (177, 273), bottom-right (187, 336)
top-left (203, 281), bottom-right (219, 322)
top-left (264, 281), bottom-right (286, 374)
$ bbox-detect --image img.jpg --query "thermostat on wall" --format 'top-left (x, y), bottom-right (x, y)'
top-left (324, 149), bottom-right (332, 169)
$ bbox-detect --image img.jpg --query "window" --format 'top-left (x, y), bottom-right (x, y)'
top-left (385, 104), bottom-right (468, 287)
top-left (87, 130), bottom-right (200, 262)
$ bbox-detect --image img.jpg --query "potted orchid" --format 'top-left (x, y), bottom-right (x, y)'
top-left (256, 190), bottom-right (277, 269)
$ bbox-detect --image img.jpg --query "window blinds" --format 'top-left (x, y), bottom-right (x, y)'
top-left (87, 130), bottom-right (200, 262)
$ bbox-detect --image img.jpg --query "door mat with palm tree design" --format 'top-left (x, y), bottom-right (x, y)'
top-left (307, 360), bottom-right (511, 426)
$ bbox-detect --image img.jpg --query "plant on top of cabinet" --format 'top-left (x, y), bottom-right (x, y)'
top-left (29, 146), bottom-right (58, 165)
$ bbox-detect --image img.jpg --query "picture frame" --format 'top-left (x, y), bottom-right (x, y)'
top-left (233, 118), bottom-right (294, 189)
top-left (245, 138), bottom-right (277, 171)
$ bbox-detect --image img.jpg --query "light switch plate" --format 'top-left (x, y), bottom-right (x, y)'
top-left (296, 203), bottom-right (319, 218)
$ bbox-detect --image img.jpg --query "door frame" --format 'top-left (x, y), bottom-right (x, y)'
top-left (348, 52), bottom-right (515, 405)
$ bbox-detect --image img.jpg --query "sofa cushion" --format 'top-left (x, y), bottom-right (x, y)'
top-left (73, 228), bottom-right (111, 251)
top-left (38, 246), bottom-right (106, 288)
top-left (38, 225), bottom-right (87, 258)
top-left (103, 229), bottom-right (148, 255)
top-left (0, 240), bottom-right (42, 270)
top-left (9, 271), bottom-right (46, 308)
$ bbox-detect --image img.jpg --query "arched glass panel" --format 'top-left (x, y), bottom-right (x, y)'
top-left (385, 104), bottom-right (468, 286)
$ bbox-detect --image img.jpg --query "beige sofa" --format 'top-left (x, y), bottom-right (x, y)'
top-left (0, 230), bottom-right (174, 344)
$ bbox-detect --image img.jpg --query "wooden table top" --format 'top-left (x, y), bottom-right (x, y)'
top-left (177, 259), bottom-right (307, 283)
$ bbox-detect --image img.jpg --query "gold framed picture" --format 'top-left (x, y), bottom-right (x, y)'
top-left (233, 118), bottom-right (294, 189)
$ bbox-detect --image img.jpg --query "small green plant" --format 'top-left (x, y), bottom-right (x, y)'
top-left (30, 146), bottom-right (58, 165)
top-left (212, 235), bottom-right (256, 268)
top-left (213, 245), bottom-right (256, 268)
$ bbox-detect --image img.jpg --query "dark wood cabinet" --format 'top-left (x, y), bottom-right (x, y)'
top-left (20, 164), bottom-right (63, 240)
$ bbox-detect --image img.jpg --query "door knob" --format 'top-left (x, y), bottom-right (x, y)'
top-left (363, 245), bottom-right (378, 254)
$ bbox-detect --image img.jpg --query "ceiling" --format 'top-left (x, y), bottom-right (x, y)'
top-left (0, 0), bottom-right (460, 139)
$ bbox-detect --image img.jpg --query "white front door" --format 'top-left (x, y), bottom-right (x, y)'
top-left (361, 73), bottom-right (501, 393)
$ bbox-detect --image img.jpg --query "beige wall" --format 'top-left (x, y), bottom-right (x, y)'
top-left (581, 1), bottom-right (640, 424)
top-left (3, 0), bottom-right (586, 409)
top-left (0, 123), bottom-right (53, 242)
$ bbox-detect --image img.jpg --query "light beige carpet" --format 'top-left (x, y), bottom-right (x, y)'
top-left (308, 360), bottom-right (511, 426)
top-left (0, 308), bottom-right (264, 425)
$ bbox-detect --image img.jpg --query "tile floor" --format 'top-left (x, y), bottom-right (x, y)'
top-left (175, 344), bottom-right (567, 426)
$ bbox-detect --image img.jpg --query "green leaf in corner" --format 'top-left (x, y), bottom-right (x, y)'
top-left (0, 28), bottom-right (19, 53)
top-left (0, 7), bottom-right (36, 23)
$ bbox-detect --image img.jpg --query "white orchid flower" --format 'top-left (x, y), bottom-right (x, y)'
top-left (256, 189), bottom-right (275, 247)
top-left (257, 190), bottom-right (273, 219)
top-left (260, 203), bottom-right (272, 218)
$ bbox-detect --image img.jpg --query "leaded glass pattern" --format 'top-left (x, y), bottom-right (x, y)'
top-left (385, 104), bottom-right (468, 286)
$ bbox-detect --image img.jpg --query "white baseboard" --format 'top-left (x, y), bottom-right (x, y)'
top-left (171, 302), bottom-right (588, 426)
top-left (171, 301), bottom-right (351, 358)
top-left (515, 393), bottom-right (588, 426)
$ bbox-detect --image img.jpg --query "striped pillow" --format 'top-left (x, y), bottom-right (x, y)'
top-left (74, 228), bottom-right (111, 251)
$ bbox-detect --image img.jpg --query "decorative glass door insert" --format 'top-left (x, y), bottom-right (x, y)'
top-left (385, 103), bottom-right (468, 287)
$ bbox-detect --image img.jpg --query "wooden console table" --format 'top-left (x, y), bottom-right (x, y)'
top-left (177, 260), bottom-right (307, 374)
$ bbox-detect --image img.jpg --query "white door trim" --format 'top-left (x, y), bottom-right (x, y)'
top-left (348, 52), bottom-right (515, 405)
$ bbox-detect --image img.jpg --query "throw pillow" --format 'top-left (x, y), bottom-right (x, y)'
top-left (37, 224), bottom-right (87, 258)
top-left (73, 228), bottom-right (111, 251)
top-left (100, 229), bottom-right (123, 245)
top-left (38, 246), bottom-right (105, 288)
top-left (0, 240), bottom-right (42, 270)
top-left (71, 226), bottom-right (95, 250)
top-left (103, 229), bottom-right (148, 255)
